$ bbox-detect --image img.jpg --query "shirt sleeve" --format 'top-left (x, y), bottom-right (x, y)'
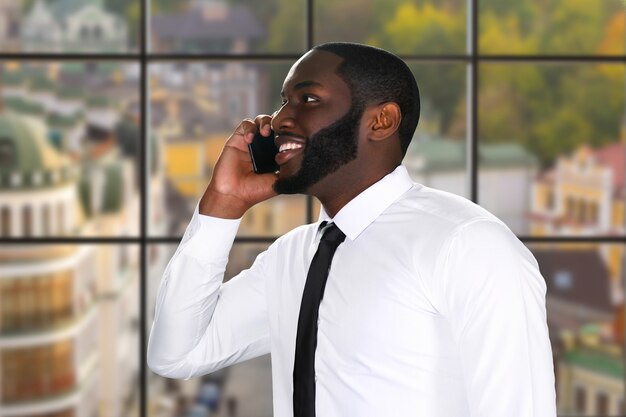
top-left (436, 219), bottom-right (557, 417)
top-left (147, 205), bottom-right (272, 379)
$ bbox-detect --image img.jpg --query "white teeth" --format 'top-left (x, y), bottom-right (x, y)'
top-left (279, 143), bottom-right (303, 153)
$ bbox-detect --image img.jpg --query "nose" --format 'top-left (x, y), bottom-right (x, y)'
top-left (271, 104), bottom-right (296, 132)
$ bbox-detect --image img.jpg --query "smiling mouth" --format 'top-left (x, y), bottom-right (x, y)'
top-left (275, 140), bottom-right (305, 166)
top-left (279, 143), bottom-right (304, 152)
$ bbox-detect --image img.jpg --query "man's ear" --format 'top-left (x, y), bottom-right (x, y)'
top-left (367, 102), bottom-right (402, 142)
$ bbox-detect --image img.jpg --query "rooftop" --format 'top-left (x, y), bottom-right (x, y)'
top-left (408, 138), bottom-right (538, 171)
top-left (562, 347), bottom-right (624, 379)
top-left (42, 0), bottom-right (106, 21)
top-left (533, 248), bottom-right (613, 313)
top-left (152, 2), bottom-right (264, 42)
top-left (0, 112), bottom-right (74, 189)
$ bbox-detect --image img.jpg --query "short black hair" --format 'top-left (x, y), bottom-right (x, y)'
top-left (312, 42), bottom-right (420, 157)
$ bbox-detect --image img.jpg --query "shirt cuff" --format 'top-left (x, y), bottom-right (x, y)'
top-left (180, 206), bottom-right (242, 261)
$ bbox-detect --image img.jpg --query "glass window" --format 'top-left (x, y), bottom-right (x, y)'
top-left (0, 138), bottom-right (15, 166)
top-left (0, 0), bottom-right (139, 53)
top-left (147, 243), bottom-right (273, 417)
top-left (2, 1), bottom-right (625, 417)
top-left (22, 205), bottom-right (32, 236)
top-left (0, 244), bottom-right (139, 415)
top-left (404, 62), bottom-right (468, 197)
top-left (1, 341), bottom-right (74, 403)
top-left (479, 63), bottom-right (625, 236)
top-left (58, 202), bottom-right (65, 235)
top-left (575, 386), bottom-right (587, 413)
top-left (148, 62), bottom-right (307, 237)
top-left (479, 0), bottom-right (625, 55)
top-left (0, 61), bottom-right (140, 237)
top-left (0, 271), bottom-right (74, 333)
top-left (314, 0), bottom-right (466, 55)
top-left (150, 0), bottom-right (307, 54)
top-left (596, 391), bottom-right (609, 414)
top-left (42, 204), bottom-right (51, 235)
top-left (531, 243), bottom-right (624, 417)
top-left (0, 206), bottom-right (9, 236)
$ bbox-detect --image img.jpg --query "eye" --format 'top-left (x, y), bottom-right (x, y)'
top-left (303, 95), bottom-right (319, 103)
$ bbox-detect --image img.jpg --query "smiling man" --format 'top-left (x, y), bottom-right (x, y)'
top-left (148, 43), bottom-right (556, 417)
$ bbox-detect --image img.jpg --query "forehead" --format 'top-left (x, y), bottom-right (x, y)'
top-left (282, 50), bottom-right (349, 94)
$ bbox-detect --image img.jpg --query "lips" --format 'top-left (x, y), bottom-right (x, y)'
top-left (275, 144), bottom-right (303, 166)
top-left (274, 133), bottom-right (306, 166)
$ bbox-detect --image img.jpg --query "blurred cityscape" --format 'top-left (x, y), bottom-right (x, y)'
top-left (0, 0), bottom-right (625, 416)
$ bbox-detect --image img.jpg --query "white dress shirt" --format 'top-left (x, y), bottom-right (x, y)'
top-left (148, 165), bottom-right (557, 417)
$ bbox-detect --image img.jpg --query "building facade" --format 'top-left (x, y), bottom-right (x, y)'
top-left (0, 61), bottom-right (165, 417)
top-left (21, 0), bottom-right (128, 53)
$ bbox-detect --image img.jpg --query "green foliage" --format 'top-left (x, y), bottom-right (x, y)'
top-left (477, 0), bottom-right (624, 167)
top-left (21, 0), bottom-right (38, 13)
top-left (91, 0), bottom-right (623, 168)
top-left (479, 12), bottom-right (536, 54)
top-left (262, 0), bottom-right (623, 166)
top-left (314, 0), bottom-right (380, 46)
top-left (368, 2), bottom-right (466, 136)
top-left (480, 63), bottom-right (623, 167)
top-left (150, 0), bottom-right (190, 14)
top-left (265, 0), bottom-right (306, 53)
top-left (542, 0), bottom-right (605, 53)
top-left (370, 2), bottom-right (465, 54)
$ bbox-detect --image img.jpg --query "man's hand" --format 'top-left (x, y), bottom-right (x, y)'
top-left (199, 115), bottom-right (278, 219)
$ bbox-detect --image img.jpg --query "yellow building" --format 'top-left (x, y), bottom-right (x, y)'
top-left (154, 94), bottom-right (306, 237)
top-left (557, 327), bottom-right (624, 415)
top-left (531, 143), bottom-right (625, 302)
top-left (0, 60), bottom-right (167, 416)
top-left (532, 141), bottom-right (626, 416)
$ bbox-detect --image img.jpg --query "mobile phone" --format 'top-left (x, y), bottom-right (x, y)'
top-left (248, 129), bottom-right (279, 174)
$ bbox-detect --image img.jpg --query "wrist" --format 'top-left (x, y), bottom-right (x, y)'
top-left (199, 189), bottom-right (250, 219)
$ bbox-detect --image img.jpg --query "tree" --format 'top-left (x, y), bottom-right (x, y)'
top-left (370, 2), bottom-right (465, 137)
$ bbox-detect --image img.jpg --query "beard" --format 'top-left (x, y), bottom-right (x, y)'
top-left (273, 105), bottom-right (363, 195)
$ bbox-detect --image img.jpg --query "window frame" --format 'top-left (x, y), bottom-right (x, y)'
top-left (0, 1), bottom-right (624, 417)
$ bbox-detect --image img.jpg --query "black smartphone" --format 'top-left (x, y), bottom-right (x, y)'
top-left (248, 129), bottom-right (279, 174)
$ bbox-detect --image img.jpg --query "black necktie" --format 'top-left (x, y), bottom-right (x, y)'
top-left (293, 222), bottom-right (346, 417)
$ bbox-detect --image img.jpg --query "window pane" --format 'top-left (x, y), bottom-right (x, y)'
top-left (0, 243), bottom-right (140, 417)
top-left (148, 62), bottom-right (307, 237)
top-left (0, 61), bottom-right (140, 237)
top-left (148, 243), bottom-right (273, 417)
top-left (530, 243), bottom-right (625, 417)
top-left (314, 0), bottom-right (466, 55)
top-left (404, 62), bottom-right (468, 198)
top-left (150, 0), bottom-right (306, 54)
top-left (479, 0), bottom-right (625, 55)
top-left (596, 391), bottom-right (609, 415)
top-left (0, 1), bottom-right (139, 53)
top-left (478, 64), bottom-right (625, 236)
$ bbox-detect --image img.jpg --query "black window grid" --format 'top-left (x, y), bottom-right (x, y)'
top-left (0, 0), bottom-right (624, 416)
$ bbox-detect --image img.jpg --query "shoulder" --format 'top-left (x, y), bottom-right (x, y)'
top-left (388, 184), bottom-right (509, 240)
top-left (268, 222), bottom-right (319, 253)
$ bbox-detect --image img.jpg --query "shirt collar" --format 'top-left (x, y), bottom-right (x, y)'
top-left (317, 165), bottom-right (414, 241)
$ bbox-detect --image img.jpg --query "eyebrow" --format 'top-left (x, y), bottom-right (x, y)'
top-left (281, 80), bottom-right (323, 97)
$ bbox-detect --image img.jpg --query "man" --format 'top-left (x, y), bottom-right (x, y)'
top-left (148, 43), bottom-right (556, 417)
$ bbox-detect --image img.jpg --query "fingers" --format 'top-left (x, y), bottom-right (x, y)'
top-left (226, 114), bottom-right (274, 153)
top-left (254, 114), bottom-right (273, 136)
